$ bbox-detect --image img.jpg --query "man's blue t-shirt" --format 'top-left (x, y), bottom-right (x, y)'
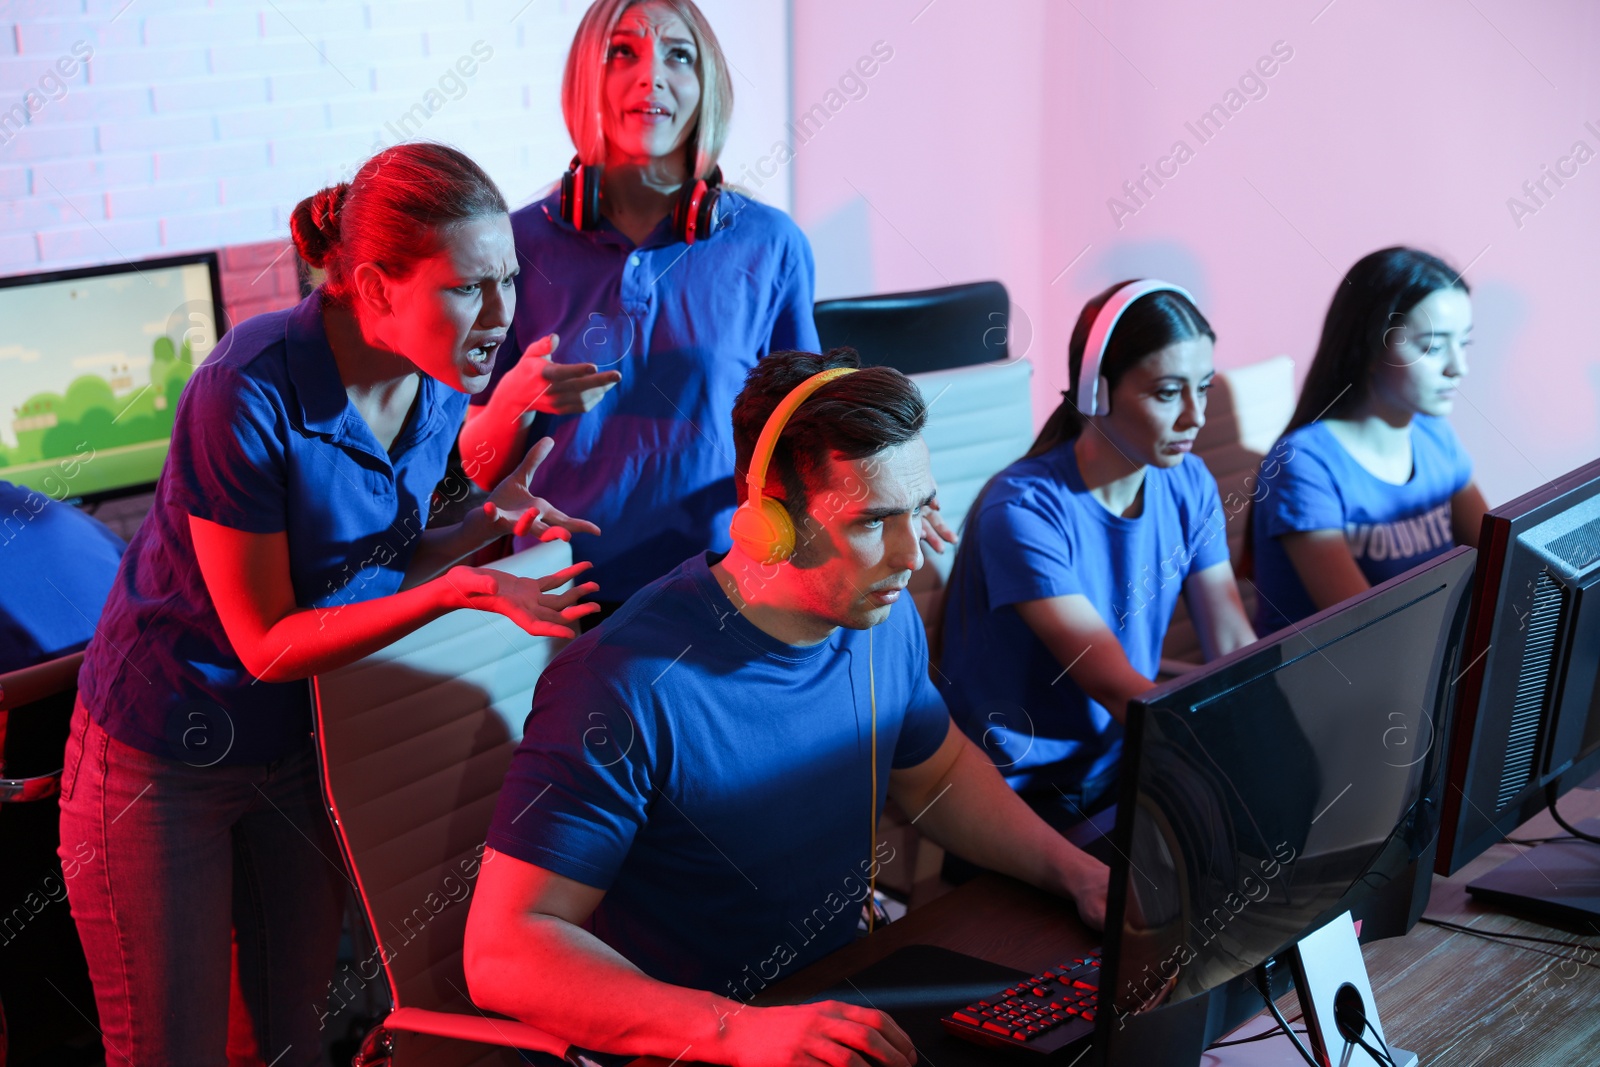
top-left (471, 190), bottom-right (820, 602)
top-left (78, 290), bottom-right (469, 765)
top-left (485, 551), bottom-right (950, 998)
top-left (0, 481), bottom-right (125, 673)
top-left (1251, 416), bottom-right (1472, 635)
top-left (937, 443), bottom-right (1229, 804)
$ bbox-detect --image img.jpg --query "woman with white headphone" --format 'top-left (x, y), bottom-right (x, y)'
top-left (937, 280), bottom-right (1257, 832)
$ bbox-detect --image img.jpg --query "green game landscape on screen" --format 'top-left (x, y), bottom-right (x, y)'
top-left (1, 263), bottom-right (218, 500)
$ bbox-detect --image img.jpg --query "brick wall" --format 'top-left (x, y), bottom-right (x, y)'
top-left (0, 1), bottom-right (792, 279)
top-left (219, 237), bottom-right (298, 326)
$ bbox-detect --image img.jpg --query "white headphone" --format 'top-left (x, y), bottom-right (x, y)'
top-left (1076, 279), bottom-right (1197, 417)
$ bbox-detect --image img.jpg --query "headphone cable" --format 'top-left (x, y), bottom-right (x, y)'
top-left (868, 625), bottom-right (879, 933)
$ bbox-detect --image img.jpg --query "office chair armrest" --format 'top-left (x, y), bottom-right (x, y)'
top-left (0, 769), bottom-right (62, 804)
top-left (0, 651), bottom-right (86, 711)
top-left (362, 1006), bottom-right (569, 1060)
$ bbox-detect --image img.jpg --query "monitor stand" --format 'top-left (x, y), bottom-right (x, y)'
top-left (1207, 912), bottom-right (1417, 1067)
top-left (1465, 816), bottom-right (1600, 927)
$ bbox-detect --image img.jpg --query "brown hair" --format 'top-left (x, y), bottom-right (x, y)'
top-left (732, 349), bottom-right (927, 527)
top-left (289, 142), bottom-right (508, 304)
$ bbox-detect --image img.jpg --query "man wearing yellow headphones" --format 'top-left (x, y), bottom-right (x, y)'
top-left (465, 350), bottom-right (1109, 1067)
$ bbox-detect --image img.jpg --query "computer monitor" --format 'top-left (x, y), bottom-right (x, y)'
top-left (0, 252), bottom-right (226, 503)
top-left (1435, 459), bottom-right (1600, 911)
top-left (1097, 545), bottom-right (1477, 1061)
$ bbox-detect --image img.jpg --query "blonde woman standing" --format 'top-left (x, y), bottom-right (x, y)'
top-left (460, 0), bottom-right (824, 621)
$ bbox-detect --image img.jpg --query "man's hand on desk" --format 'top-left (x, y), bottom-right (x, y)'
top-left (718, 1001), bottom-right (917, 1067)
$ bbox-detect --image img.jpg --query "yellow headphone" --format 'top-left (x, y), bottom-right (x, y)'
top-left (725, 364), bottom-right (884, 930)
top-left (727, 366), bottom-right (857, 565)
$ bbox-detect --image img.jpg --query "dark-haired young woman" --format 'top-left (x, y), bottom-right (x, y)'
top-left (937, 281), bottom-right (1256, 827)
top-left (1249, 247), bottom-right (1487, 635)
top-left (57, 144), bottom-right (599, 1063)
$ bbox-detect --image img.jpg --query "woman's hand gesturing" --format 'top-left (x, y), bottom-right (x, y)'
top-left (482, 436), bottom-right (603, 544)
top-left (443, 561), bottom-right (600, 639)
top-left (500, 333), bottom-right (622, 416)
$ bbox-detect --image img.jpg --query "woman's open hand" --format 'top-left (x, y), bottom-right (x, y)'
top-left (483, 436), bottom-right (603, 543)
top-left (441, 561), bottom-right (600, 638)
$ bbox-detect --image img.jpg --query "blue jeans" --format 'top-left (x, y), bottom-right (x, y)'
top-left (57, 700), bottom-right (344, 1066)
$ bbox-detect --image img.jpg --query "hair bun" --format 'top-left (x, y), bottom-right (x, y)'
top-left (313, 183), bottom-right (349, 235)
top-left (289, 182), bottom-right (350, 269)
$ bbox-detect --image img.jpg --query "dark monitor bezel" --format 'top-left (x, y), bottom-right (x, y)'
top-left (1096, 545), bottom-right (1476, 1058)
top-left (1436, 457), bottom-right (1600, 876)
top-left (0, 250), bottom-right (228, 505)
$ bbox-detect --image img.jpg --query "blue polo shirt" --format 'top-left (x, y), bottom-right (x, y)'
top-left (472, 190), bottom-right (819, 602)
top-left (78, 290), bottom-right (469, 765)
top-left (485, 551), bottom-right (951, 996)
top-left (0, 481), bottom-right (125, 673)
top-left (937, 443), bottom-right (1229, 805)
top-left (1251, 416), bottom-right (1472, 635)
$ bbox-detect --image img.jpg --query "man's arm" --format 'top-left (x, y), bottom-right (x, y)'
top-left (463, 848), bottom-right (917, 1067)
top-left (888, 724), bottom-right (1109, 929)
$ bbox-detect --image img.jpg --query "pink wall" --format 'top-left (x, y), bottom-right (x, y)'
top-left (791, 0), bottom-right (1600, 506)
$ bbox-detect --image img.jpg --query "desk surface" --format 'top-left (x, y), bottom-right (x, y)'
top-left (1354, 787), bottom-right (1600, 1067)
top-left (637, 788), bottom-right (1600, 1067)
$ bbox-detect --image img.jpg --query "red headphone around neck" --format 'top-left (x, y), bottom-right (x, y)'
top-left (558, 155), bottom-right (724, 245)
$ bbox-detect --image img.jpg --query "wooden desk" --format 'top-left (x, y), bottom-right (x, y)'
top-left (1355, 786), bottom-right (1600, 1066)
top-left (750, 873), bottom-right (1096, 1006)
top-left (637, 787), bottom-right (1600, 1067)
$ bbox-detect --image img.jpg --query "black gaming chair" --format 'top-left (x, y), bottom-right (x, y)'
top-left (813, 280), bottom-right (1011, 375)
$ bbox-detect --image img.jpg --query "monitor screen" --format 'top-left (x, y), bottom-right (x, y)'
top-left (0, 253), bottom-right (225, 502)
top-left (1100, 546), bottom-right (1475, 1027)
top-left (1437, 457), bottom-right (1600, 874)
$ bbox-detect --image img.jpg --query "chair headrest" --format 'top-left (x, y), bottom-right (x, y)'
top-left (814, 280), bottom-right (1010, 376)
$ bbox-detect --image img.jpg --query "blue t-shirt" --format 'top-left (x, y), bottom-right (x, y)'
top-left (78, 290), bottom-right (470, 765)
top-left (471, 190), bottom-right (820, 602)
top-left (937, 443), bottom-right (1230, 803)
top-left (485, 551), bottom-right (950, 997)
top-left (1251, 416), bottom-right (1472, 635)
top-left (0, 481), bottom-right (126, 673)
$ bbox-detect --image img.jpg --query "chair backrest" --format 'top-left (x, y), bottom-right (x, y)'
top-left (815, 281), bottom-right (1010, 375)
top-left (906, 358), bottom-right (1036, 633)
top-left (1162, 354), bottom-right (1297, 664)
top-left (313, 542), bottom-right (573, 1065)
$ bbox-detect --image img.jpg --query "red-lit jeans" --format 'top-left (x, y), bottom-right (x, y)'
top-left (57, 700), bottom-right (344, 1066)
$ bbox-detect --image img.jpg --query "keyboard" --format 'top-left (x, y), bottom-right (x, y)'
top-left (939, 950), bottom-right (1101, 1054)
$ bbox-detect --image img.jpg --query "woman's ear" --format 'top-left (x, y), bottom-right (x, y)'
top-left (350, 261), bottom-right (393, 317)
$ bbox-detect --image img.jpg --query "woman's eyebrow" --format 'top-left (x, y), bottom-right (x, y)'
top-left (610, 28), bottom-right (695, 48)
